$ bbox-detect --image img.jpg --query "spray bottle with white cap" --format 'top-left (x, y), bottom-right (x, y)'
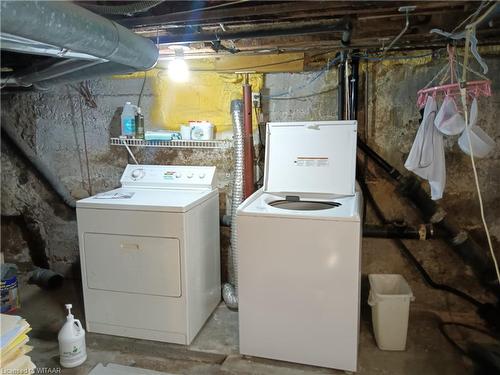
top-left (58, 304), bottom-right (87, 368)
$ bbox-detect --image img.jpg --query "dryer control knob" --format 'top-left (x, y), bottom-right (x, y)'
top-left (187, 173), bottom-right (194, 179)
top-left (199, 173), bottom-right (206, 179)
top-left (175, 173), bottom-right (182, 178)
top-left (131, 169), bottom-right (145, 180)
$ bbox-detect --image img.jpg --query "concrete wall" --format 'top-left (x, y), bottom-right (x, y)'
top-left (1, 77), bottom-right (233, 275)
top-left (365, 55), bottom-right (500, 249)
top-left (1, 53), bottom-right (499, 282)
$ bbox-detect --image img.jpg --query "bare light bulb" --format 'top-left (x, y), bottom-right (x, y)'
top-left (168, 58), bottom-right (189, 82)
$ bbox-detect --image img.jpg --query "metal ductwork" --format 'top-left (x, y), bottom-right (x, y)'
top-left (223, 99), bottom-right (245, 310)
top-left (0, 1), bottom-right (158, 88)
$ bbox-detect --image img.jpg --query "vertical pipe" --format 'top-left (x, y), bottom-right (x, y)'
top-left (350, 51), bottom-right (360, 120)
top-left (344, 56), bottom-right (350, 119)
top-left (243, 77), bottom-right (255, 198)
top-left (337, 53), bottom-right (345, 120)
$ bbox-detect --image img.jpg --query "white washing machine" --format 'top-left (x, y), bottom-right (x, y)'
top-left (76, 164), bottom-right (220, 345)
top-left (237, 121), bottom-right (362, 371)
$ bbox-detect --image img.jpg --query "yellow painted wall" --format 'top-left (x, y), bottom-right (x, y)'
top-left (113, 52), bottom-right (307, 134)
top-left (150, 72), bottom-right (263, 133)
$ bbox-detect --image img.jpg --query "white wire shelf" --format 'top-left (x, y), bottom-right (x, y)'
top-left (110, 138), bottom-right (232, 149)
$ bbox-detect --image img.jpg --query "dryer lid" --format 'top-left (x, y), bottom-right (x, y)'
top-left (263, 121), bottom-right (357, 198)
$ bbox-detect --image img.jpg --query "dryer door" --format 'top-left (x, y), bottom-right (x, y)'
top-left (84, 233), bottom-right (181, 297)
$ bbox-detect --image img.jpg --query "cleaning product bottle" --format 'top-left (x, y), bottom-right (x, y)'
top-left (58, 304), bottom-right (87, 368)
top-left (121, 102), bottom-right (136, 138)
top-left (135, 106), bottom-right (145, 139)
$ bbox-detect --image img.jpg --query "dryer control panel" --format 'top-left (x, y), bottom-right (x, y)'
top-left (121, 164), bottom-right (217, 190)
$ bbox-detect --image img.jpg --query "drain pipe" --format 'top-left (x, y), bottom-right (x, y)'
top-left (1, 126), bottom-right (76, 208)
top-left (364, 223), bottom-right (436, 240)
top-left (337, 52), bottom-right (346, 120)
top-left (349, 51), bottom-right (360, 121)
top-left (357, 138), bottom-right (498, 292)
top-left (219, 219), bottom-right (438, 241)
top-left (243, 75), bottom-right (255, 198)
top-left (223, 99), bottom-right (245, 309)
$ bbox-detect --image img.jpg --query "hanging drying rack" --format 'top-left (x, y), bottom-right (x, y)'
top-left (416, 45), bottom-right (492, 109)
top-left (417, 80), bottom-right (492, 109)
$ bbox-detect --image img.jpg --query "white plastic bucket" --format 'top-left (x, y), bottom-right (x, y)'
top-left (368, 274), bottom-right (414, 351)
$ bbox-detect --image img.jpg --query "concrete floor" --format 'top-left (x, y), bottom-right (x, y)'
top-left (13, 239), bottom-right (482, 375)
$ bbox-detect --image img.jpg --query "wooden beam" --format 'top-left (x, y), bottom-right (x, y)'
top-left (123, 1), bottom-right (470, 29)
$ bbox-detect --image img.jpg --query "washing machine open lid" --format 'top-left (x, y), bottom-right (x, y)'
top-left (263, 121), bottom-right (357, 200)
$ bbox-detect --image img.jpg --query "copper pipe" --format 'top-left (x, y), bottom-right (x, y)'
top-left (243, 79), bottom-right (254, 198)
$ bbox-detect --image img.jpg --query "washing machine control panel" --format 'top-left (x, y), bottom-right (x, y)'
top-left (121, 164), bottom-right (216, 189)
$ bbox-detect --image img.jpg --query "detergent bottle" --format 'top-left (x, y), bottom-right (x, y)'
top-left (121, 102), bottom-right (136, 138)
top-left (58, 304), bottom-right (87, 368)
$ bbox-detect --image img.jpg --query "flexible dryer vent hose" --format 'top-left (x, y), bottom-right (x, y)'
top-left (223, 99), bottom-right (245, 309)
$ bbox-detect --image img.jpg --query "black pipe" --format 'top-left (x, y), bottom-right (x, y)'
top-left (222, 216), bottom-right (435, 240)
top-left (358, 177), bottom-right (484, 308)
top-left (363, 223), bottom-right (435, 240)
top-left (357, 137), bottom-right (499, 293)
top-left (153, 19), bottom-right (351, 45)
top-left (357, 138), bottom-right (403, 181)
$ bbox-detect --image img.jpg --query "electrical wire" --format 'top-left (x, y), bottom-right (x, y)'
top-left (264, 56), bottom-right (340, 99)
top-left (158, 49), bottom-right (339, 74)
top-left (137, 71), bottom-right (147, 108)
top-left (70, 81), bottom-right (97, 108)
top-left (460, 91), bottom-right (500, 286)
top-left (255, 51), bottom-right (441, 101)
top-left (121, 139), bottom-right (139, 165)
top-left (354, 51), bottom-right (435, 61)
top-left (267, 86), bottom-right (338, 100)
top-left (158, 49), bottom-right (442, 76)
top-left (67, 85), bottom-right (86, 193)
top-left (459, 28), bottom-right (500, 286)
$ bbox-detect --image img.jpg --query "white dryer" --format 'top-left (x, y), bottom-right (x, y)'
top-left (237, 121), bottom-right (362, 371)
top-left (77, 164), bottom-right (220, 345)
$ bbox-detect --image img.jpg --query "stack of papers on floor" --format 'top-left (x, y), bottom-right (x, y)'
top-left (0, 314), bottom-right (35, 372)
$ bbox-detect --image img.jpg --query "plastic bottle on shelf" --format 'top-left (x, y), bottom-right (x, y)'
top-left (58, 304), bottom-right (87, 368)
top-left (135, 107), bottom-right (145, 139)
top-left (121, 102), bottom-right (136, 138)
